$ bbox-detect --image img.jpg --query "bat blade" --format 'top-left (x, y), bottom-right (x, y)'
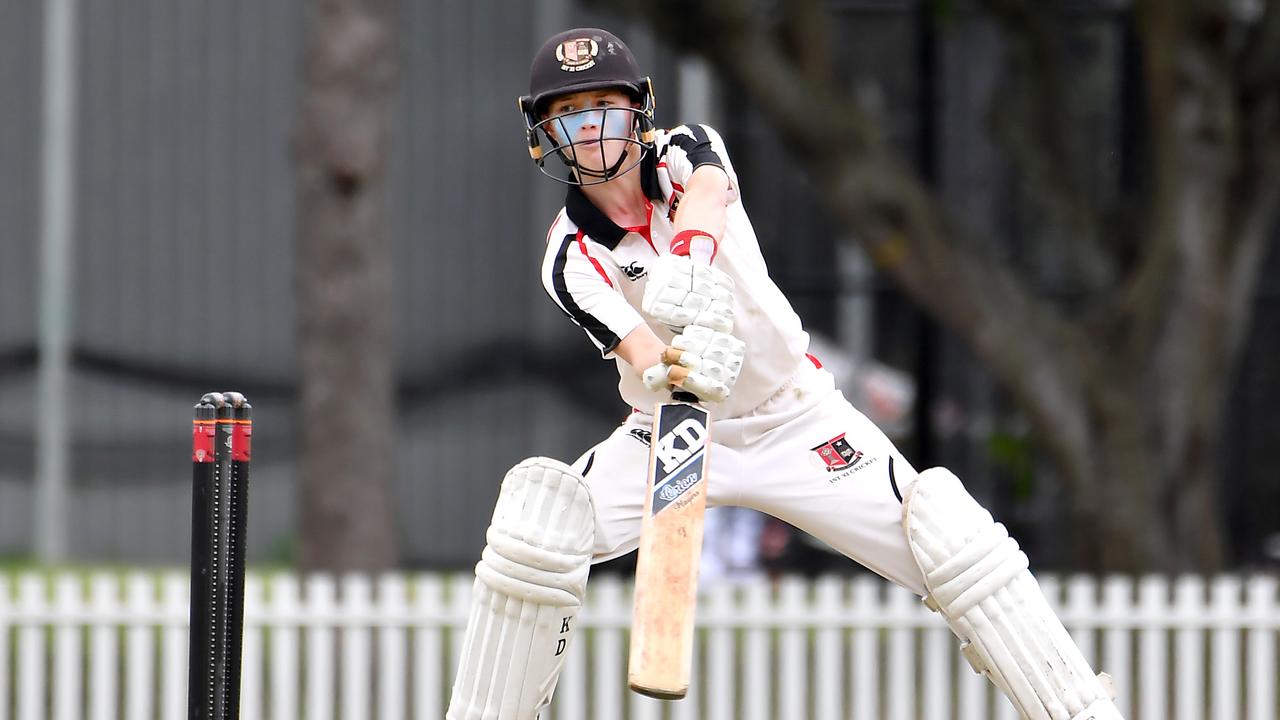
top-left (628, 399), bottom-right (710, 699)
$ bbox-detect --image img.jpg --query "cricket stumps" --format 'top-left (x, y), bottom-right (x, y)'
top-left (189, 391), bottom-right (252, 720)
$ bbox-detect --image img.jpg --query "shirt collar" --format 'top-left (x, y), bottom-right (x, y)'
top-left (564, 149), bottom-right (663, 251)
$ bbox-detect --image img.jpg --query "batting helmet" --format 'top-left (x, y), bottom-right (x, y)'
top-left (518, 28), bottom-right (656, 185)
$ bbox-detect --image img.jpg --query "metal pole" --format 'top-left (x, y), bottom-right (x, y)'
top-left (35, 0), bottom-right (78, 562)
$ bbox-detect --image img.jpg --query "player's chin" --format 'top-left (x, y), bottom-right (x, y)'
top-left (574, 156), bottom-right (613, 173)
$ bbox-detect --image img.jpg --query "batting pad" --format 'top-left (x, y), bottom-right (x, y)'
top-left (446, 457), bottom-right (595, 720)
top-left (903, 469), bottom-right (1124, 720)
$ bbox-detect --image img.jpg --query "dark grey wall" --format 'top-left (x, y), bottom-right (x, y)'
top-left (1, 1), bottom-right (1275, 569)
top-left (0, 0), bottom-right (684, 566)
top-left (0, 0), bottom-right (45, 558)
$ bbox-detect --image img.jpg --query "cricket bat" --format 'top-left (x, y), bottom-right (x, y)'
top-left (628, 354), bottom-right (711, 699)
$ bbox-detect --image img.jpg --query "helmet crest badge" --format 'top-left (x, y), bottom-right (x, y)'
top-left (556, 38), bottom-right (599, 72)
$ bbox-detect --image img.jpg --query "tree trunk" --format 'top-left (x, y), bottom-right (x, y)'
top-left (1086, 373), bottom-right (1168, 572)
top-left (294, 0), bottom-right (399, 572)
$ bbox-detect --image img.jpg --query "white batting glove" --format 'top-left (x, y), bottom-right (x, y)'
top-left (642, 326), bottom-right (746, 404)
top-left (641, 254), bottom-right (735, 333)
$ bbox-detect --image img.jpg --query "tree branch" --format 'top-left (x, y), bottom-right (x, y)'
top-left (585, 0), bottom-right (1099, 481)
top-left (1226, 0), bottom-right (1280, 360)
top-left (1240, 0), bottom-right (1280, 95)
top-left (1122, 0), bottom-right (1186, 359)
top-left (1226, 1), bottom-right (1280, 363)
top-left (979, 0), bottom-right (1115, 292)
top-left (1226, 99), bottom-right (1280, 361)
top-left (1225, 178), bottom-right (1279, 361)
top-left (782, 0), bottom-right (835, 85)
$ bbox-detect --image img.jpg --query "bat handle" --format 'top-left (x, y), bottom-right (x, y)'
top-left (671, 390), bottom-right (699, 403)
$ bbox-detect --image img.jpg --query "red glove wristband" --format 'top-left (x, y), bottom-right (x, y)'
top-left (670, 229), bottom-right (718, 262)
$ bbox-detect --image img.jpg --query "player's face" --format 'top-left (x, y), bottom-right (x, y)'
top-left (543, 89), bottom-right (638, 174)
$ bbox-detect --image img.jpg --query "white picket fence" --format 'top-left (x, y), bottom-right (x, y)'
top-left (0, 572), bottom-right (1277, 720)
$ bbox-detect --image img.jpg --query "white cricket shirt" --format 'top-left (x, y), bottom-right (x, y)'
top-left (540, 124), bottom-right (811, 419)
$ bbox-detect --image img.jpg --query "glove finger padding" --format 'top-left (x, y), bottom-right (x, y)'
top-left (690, 267), bottom-right (733, 302)
top-left (642, 361), bottom-right (731, 404)
top-left (642, 327), bottom-right (745, 404)
top-left (661, 348), bottom-right (735, 385)
top-left (641, 255), bottom-right (735, 332)
top-left (667, 365), bottom-right (730, 403)
top-left (692, 300), bottom-right (734, 334)
top-left (642, 363), bottom-right (673, 393)
top-left (670, 326), bottom-right (745, 380)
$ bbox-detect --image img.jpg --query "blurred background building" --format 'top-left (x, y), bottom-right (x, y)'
top-left (1, 0), bottom-right (1277, 573)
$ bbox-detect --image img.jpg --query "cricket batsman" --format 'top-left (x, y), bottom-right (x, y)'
top-left (446, 27), bottom-right (1125, 720)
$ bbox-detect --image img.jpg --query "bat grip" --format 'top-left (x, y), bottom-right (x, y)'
top-left (671, 390), bottom-right (699, 403)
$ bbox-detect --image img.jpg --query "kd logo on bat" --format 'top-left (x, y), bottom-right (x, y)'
top-left (650, 410), bottom-right (709, 516)
top-left (654, 418), bottom-right (706, 474)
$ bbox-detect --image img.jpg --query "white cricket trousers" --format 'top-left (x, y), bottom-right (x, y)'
top-left (571, 359), bottom-right (928, 596)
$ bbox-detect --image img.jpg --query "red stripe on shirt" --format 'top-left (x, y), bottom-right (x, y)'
top-left (657, 163), bottom-right (686, 220)
top-left (668, 181), bottom-right (687, 215)
top-left (544, 210), bottom-right (564, 246)
top-left (624, 202), bottom-right (657, 254)
top-left (576, 230), bottom-right (614, 288)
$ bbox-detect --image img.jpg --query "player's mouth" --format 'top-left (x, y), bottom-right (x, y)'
top-left (572, 142), bottom-right (610, 161)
